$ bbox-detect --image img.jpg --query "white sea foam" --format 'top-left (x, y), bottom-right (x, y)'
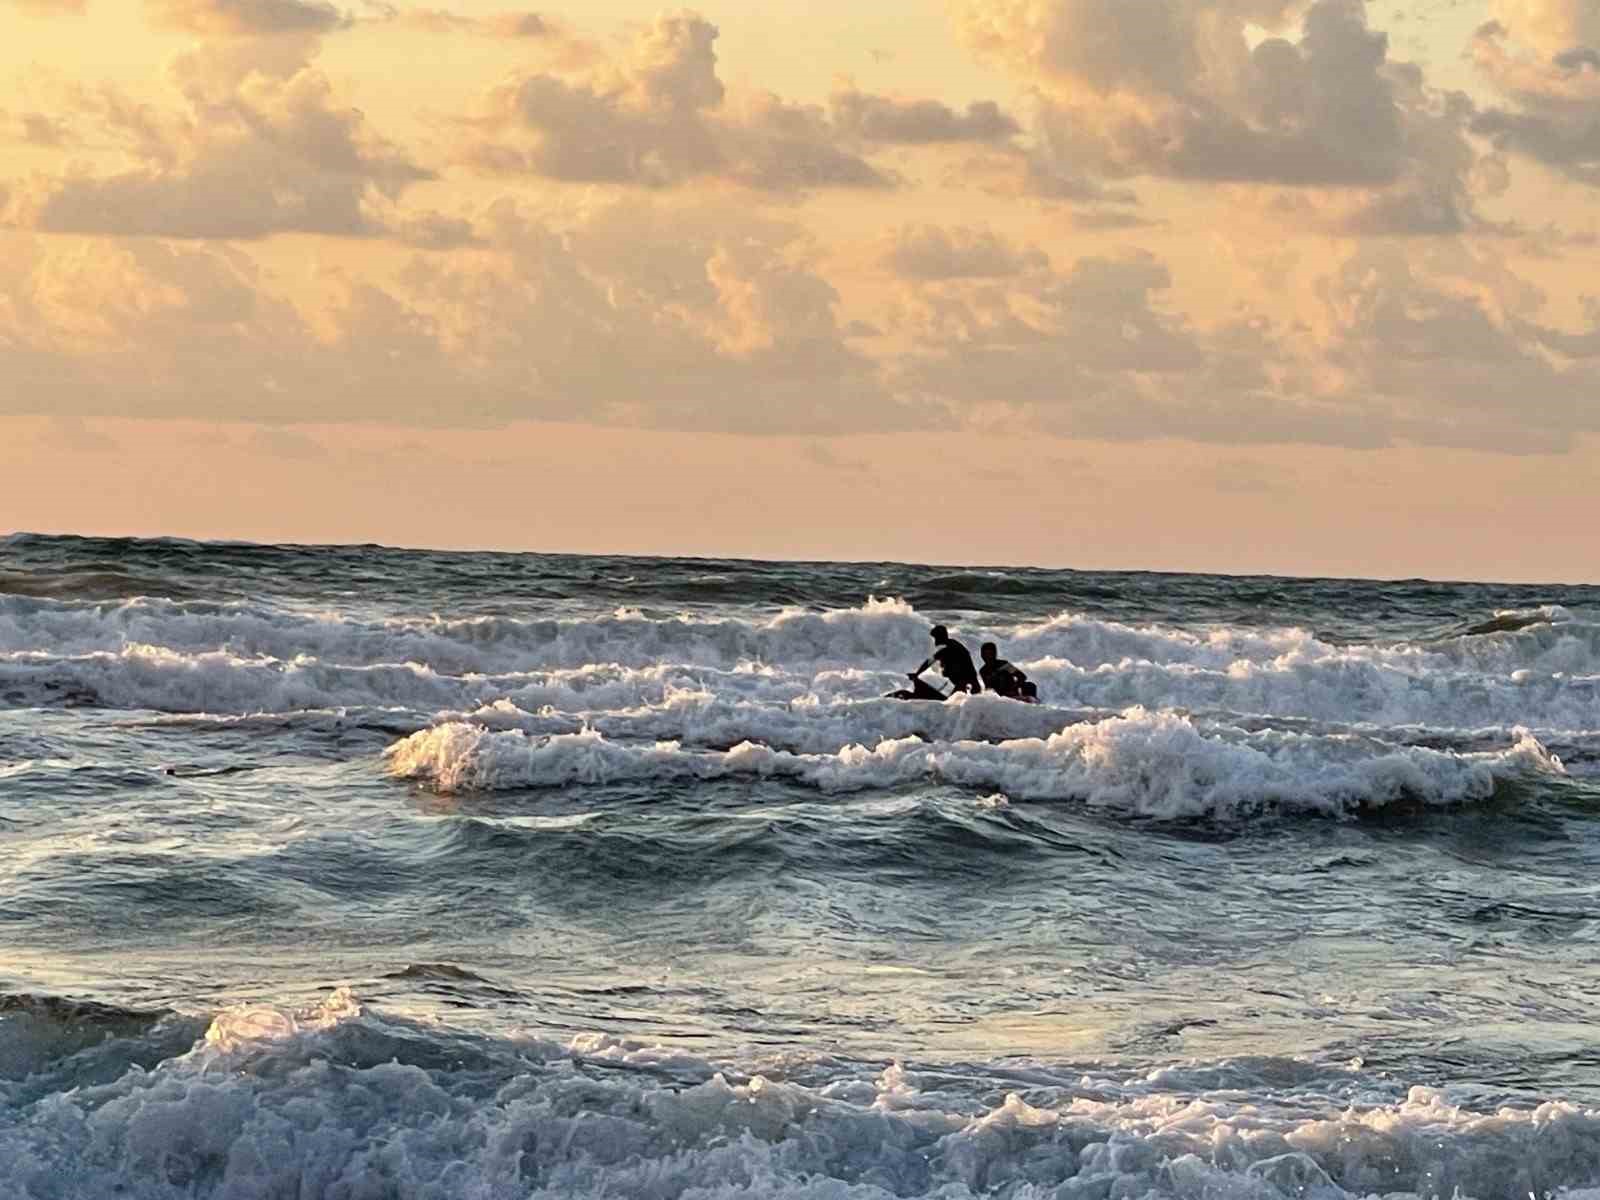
top-left (4, 990), bottom-right (1599, 1200)
top-left (8, 594), bottom-right (1600, 735)
top-left (0, 594), bottom-right (934, 674)
top-left (385, 708), bottom-right (1563, 818)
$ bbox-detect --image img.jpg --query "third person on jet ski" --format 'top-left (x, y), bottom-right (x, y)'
top-left (910, 624), bottom-right (982, 698)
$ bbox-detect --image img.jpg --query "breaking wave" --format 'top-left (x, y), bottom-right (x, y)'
top-left (4, 987), bottom-right (1600, 1200)
top-left (5, 595), bottom-right (1600, 735)
top-left (384, 708), bottom-right (1563, 820)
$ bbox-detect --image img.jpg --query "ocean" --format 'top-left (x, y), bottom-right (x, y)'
top-left (3, 531), bottom-right (1600, 1199)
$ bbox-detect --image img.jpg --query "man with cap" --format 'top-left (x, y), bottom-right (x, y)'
top-left (911, 624), bottom-right (982, 698)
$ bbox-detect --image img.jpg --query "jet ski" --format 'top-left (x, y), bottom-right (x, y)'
top-left (885, 671), bottom-right (951, 701)
top-left (885, 671), bottom-right (1042, 704)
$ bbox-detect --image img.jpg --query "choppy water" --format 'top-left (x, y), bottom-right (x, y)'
top-left (4, 532), bottom-right (1600, 1199)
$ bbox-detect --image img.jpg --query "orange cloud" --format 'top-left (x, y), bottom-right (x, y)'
top-left (9, 34), bottom-right (431, 237)
top-left (958, 0), bottom-right (1493, 233)
top-left (457, 12), bottom-right (1013, 193)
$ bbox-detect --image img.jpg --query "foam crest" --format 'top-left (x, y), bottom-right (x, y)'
top-left (202, 987), bottom-right (363, 1055)
top-left (5, 1005), bottom-right (1600, 1200)
top-left (0, 593), bottom-right (933, 675)
top-left (385, 709), bottom-right (1562, 818)
top-left (11, 641), bottom-right (1600, 752)
top-left (9, 593), bottom-right (1600, 735)
top-left (462, 688), bottom-right (1075, 753)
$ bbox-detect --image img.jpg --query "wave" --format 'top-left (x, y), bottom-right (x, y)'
top-left (383, 708), bottom-right (1563, 819)
top-left (10, 592), bottom-right (1600, 676)
top-left (0, 568), bottom-right (200, 602)
top-left (0, 594), bottom-right (934, 675)
top-left (4, 987), bottom-right (1600, 1199)
top-left (0, 991), bottom-right (206, 1104)
top-left (8, 595), bottom-right (1600, 738)
top-left (1448, 605), bottom-right (1570, 638)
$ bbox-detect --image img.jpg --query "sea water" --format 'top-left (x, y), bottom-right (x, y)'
top-left (3, 532), bottom-right (1600, 1199)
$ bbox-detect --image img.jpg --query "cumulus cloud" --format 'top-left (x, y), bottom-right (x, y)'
top-left (0, 108), bottom-right (74, 147)
top-left (886, 248), bottom-right (1346, 445)
top-left (460, 12), bottom-right (1010, 192)
top-left (875, 228), bottom-right (1600, 452)
top-left (0, 198), bottom-right (922, 434)
top-left (1471, 18), bottom-right (1600, 188)
top-left (0, 238), bottom-right (326, 420)
top-left (1317, 243), bottom-right (1600, 452)
top-left (446, 200), bottom-right (908, 431)
top-left (19, 112), bottom-right (70, 146)
top-left (4, 1), bottom-right (1596, 460)
top-left (4, 199), bottom-right (1597, 453)
top-left (8, 36), bottom-right (432, 238)
top-left (958, 0), bottom-right (1391, 182)
top-left (882, 225), bottom-right (1048, 279)
top-left (957, 0), bottom-right (1490, 229)
top-left (828, 87), bottom-right (1019, 144)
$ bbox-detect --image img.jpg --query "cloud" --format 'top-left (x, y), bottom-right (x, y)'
top-left (19, 112), bottom-right (70, 146)
top-left (389, 8), bottom-right (552, 37)
top-left (827, 87), bottom-right (1019, 144)
top-left (461, 13), bottom-right (1003, 192)
top-left (1316, 242), bottom-right (1600, 452)
top-left (9, 38), bottom-right (432, 238)
top-left (882, 225), bottom-right (1048, 279)
top-left (1513, 294), bottom-right (1600, 359)
top-left (0, 241), bottom-right (318, 436)
top-left (876, 230), bottom-right (1600, 453)
top-left (0, 197), bottom-right (923, 435)
top-left (957, 0), bottom-right (1491, 230)
top-left (887, 250), bottom-right (1336, 444)
top-left (145, 0), bottom-right (345, 36)
top-left (383, 208), bottom-right (480, 249)
top-left (3, 200), bottom-right (1597, 453)
top-left (1070, 208), bottom-right (1160, 229)
top-left (936, 140), bottom-right (1141, 207)
top-left (1488, 0), bottom-right (1600, 56)
top-left (0, 107), bottom-right (74, 147)
top-left (958, 0), bottom-right (1393, 182)
top-left (1471, 19), bottom-right (1600, 188)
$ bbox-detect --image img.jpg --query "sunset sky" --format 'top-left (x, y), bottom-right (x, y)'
top-left (3, 0), bottom-right (1599, 581)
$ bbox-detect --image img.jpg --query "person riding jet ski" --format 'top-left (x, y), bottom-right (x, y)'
top-left (888, 624), bottom-right (981, 700)
top-left (978, 642), bottom-right (1038, 702)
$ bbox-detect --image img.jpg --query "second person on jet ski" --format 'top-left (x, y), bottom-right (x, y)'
top-left (979, 642), bottom-right (1038, 702)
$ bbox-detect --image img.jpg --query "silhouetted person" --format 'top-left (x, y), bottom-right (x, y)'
top-left (979, 642), bottom-right (1037, 702)
top-left (913, 625), bottom-right (981, 697)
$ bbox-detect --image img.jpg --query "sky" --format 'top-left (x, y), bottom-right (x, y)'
top-left (2, 0), bottom-right (1599, 581)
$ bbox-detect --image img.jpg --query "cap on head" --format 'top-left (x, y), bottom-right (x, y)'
top-left (929, 624), bottom-right (948, 641)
